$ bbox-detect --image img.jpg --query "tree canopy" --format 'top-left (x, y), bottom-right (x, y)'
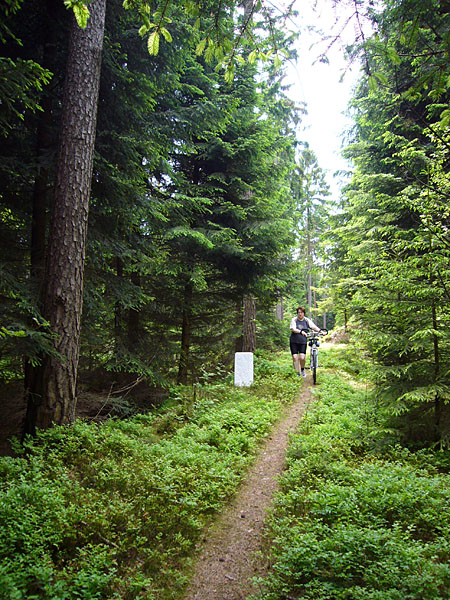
top-left (0, 0), bottom-right (307, 433)
top-left (2, 0), bottom-right (450, 446)
top-left (327, 0), bottom-right (450, 444)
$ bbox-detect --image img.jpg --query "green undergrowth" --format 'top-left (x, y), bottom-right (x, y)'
top-left (316, 341), bottom-right (369, 380)
top-left (0, 355), bottom-right (298, 600)
top-left (253, 368), bottom-right (450, 600)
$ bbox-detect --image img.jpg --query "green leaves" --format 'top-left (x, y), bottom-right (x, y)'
top-left (370, 70), bottom-right (389, 89)
top-left (439, 107), bottom-right (450, 128)
top-left (247, 49), bottom-right (257, 64)
top-left (195, 38), bottom-right (207, 56)
top-left (194, 40), bottom-right (285, 80)
top-left (273, 53), bottom-right (282, 69)
top-left (72, 3), bottom-right (89, 28)
top-left (258, 370), bottom-right (450, 600)
top-left (0, 326), bottom-right (26, 339)
top-left (224, 65), bottom-right (234, 84)
top-left (160, 27), bottom-right (172, 43)
top-left (386, 45), bottom-right (401, 66)
top-left (63, 0), bottom-right (89, 28)
top-left (141, 22), bottom-right (173, 55)
top-left (0, 364), bottom-right (294, 598)
top-left (0, 57), bottom-right (51, 134)
top-left (147, 29), bottom-right (159, 55)
top-left (136, 6), bottom-right (173, 56)
top-left (165, 226), bottom-right (215, 250)
top-left (328, 0), bottom-right (450, 445)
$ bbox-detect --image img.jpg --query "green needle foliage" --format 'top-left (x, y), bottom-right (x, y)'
top-left (0, 0), bottom-right (52, 135)
top-left (0, 357), bottom-right (297, 600)
top-left (0, 0), bottom-right (301, 411)
top-left (327, 0), bottom-right (450, 445)
top-left (254, 362), bottom-right (450, 600)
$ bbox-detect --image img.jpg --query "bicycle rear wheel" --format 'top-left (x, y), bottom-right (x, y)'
top-left (311, 350), bottom-right (318, 384)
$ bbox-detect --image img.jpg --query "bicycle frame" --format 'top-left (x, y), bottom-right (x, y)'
top-left (306, 329), bottom-right (327, 384)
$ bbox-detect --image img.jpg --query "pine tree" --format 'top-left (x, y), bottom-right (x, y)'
top-left (329, 0), bottom-right (450, 444)
top-left (24, 0), bottom-right (107, 433)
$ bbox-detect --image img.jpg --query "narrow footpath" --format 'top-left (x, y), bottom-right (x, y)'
top-left (183, 383), bottom-right (313, 600)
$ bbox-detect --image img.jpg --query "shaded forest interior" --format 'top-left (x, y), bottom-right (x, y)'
top-left (2, 0), bottom-right (450, 447)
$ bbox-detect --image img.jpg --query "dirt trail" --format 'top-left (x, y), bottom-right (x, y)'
top-left (183, 383), bottom-right (313, 600)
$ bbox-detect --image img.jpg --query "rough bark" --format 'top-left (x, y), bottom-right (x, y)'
top-left (24, 0), bottom-right (61, 401)
top-left (114, 257), bottom-right (124, 351)
top-left (234, 298), bottom-right (244, 353)
top-left (24, 0), bottom-right (107, 435)
top-left (30, 105), bottom-right (52, 284)
top-left (242, 293), bottom-right (256, 352)
top-left (127, 271), bottom-right (141, 351)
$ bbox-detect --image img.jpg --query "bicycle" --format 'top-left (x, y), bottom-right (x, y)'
top-left (305, 328), bottom-right (328, 384)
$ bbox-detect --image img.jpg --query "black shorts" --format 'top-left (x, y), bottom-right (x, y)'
top-left (290, 339), bottom-right (307, 355)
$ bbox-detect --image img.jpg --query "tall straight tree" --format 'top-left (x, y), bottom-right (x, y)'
top-left (24, 0), bottom-right (106, 433)
top-left (18, 0), bottom-right (294, 430)
top-left (292, 147), bottom-right (329, 317)
top-left (327, 0), bottom-right (450, 443)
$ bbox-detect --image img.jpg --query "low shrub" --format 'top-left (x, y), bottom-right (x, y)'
top-left (254, 370), bottom-right (450, 600)
top-left (0, 358), bottom-right (297, 600)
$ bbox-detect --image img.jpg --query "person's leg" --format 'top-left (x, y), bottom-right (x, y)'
top-left (290, 340), bottom-right (301, 376)
top-left (292, 353), bottom-right (300, 375)
top-left (299, 352), bottom-right (306, 370)
top-left (299, 343), bottom-right (307, 377)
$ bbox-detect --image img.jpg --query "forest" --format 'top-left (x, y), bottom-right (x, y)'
top-left (1, 0), bottom-right (450, 597)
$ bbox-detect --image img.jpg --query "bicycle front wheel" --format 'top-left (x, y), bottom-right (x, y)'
top-left (311, 349), bottom-right (318, 384)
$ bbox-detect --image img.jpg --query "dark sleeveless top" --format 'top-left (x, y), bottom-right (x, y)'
top-left (290, 318), bottom-right (309, 343)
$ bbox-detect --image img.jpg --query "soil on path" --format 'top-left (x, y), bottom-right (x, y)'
top-left (183, 383), bottom-right (313, 600)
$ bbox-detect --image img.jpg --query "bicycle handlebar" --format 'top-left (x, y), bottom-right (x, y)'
top-left (304, 328), bottom-right (328, 337)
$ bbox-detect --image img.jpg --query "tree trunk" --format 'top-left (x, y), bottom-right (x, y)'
top-left (242, 294), bottom-right (256, 352)
top-left (275, 292), bottom-right (283, 320)
top-left (432, 300), bottom-right (441, 437)
top-left (313, 287), bottom-right (317, 322)
top-left (30, 103), bottom-right (52, 285)
top-left (177, 281), bottom-right (193, 385)
top-left (24, 0), bottom-right (60, 401)
top-left (114, 257), bottom-right (123, 351)
top-left (24, 98), bottom-right (54, 415)
top-left (234, 298), bottom-right (244, 353)
top-left (306, 207), bottom-right (312, 316)
top-left (24, 0), bottom-right (106, 435)
top-left (128, 271), bottom-right (141, 351)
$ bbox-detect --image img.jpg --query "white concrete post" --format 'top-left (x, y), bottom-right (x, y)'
top-left (234, 352), bottom-right (254, 387)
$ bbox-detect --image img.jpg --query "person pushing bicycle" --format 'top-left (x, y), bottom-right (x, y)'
top-left (289, 306), bottom-right (320, 378)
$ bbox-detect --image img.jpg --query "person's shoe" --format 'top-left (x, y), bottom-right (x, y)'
top-left (296, 372), bottom-right (301, 377)
top-left (301, 370), bottom-right (306, 378)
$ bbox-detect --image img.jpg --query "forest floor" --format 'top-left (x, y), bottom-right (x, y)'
top-left (183, 380), bottom-right (313, 600)
top-left (0, 381), bottom-right (28, 454)
top-left (0, 372), bottom-right (313, 599)
top-left (0, 383), bottom-right (122, 455)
